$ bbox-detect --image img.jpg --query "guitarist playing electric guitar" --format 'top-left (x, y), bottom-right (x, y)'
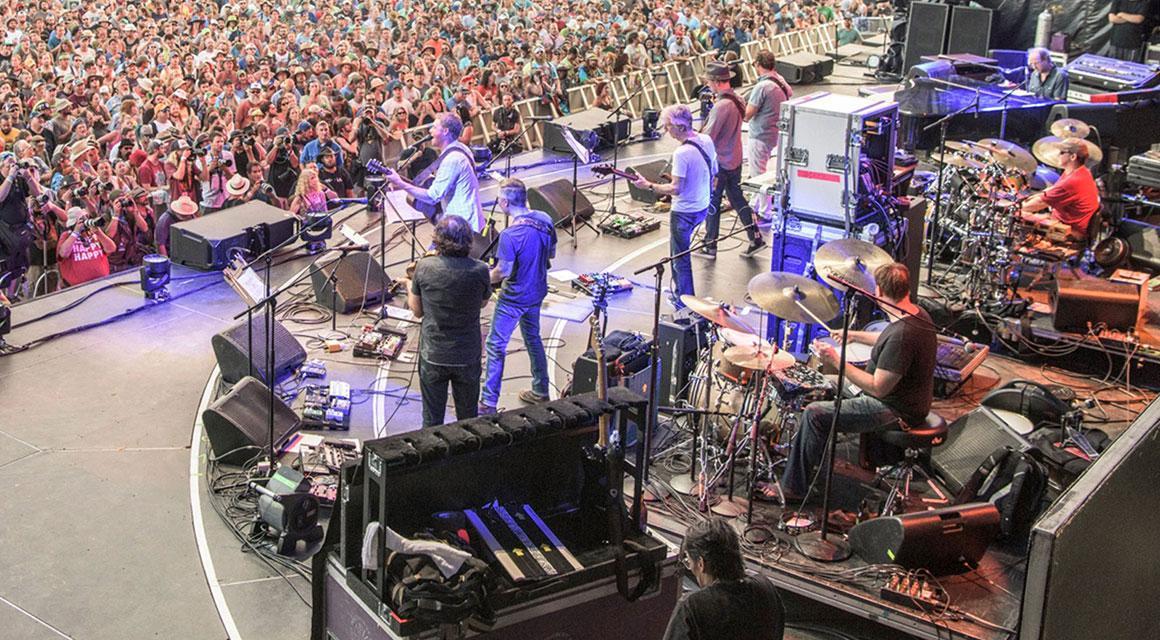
top-left (380, 113), bottom-right (485, 232)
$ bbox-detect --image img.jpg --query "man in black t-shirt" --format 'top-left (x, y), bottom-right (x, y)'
top-left (664, 518), bottom-right (785, 640)
top-left (489, 93), bottom-right (523, 156)
top-left (780, 263), bottom-right (937, 500)
top-left (0, 154), bottom-right (44, 297)
top-left (401, 216), bottom-right (492, 427)
top-left (1107, 0), bottom-right (1157, 62)
top-left (317, 147), bottom-right (353, 197)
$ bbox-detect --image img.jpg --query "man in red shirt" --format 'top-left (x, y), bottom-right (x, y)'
top-left (1019, 140), bottom-right (1100, 239)
top-left (57, 207), bottom-right (116, 287)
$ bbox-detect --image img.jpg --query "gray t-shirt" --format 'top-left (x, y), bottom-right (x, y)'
top-left (746, 74), bottom-right (793, 140)
top-left (671, 133), bottom-right (717, 214)
top-left (704, 91), bottom-right (746, 171)
top-left (411, 254), bottom-right (491, 366)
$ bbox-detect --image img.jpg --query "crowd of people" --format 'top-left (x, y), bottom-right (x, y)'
top-left (0, 0), bottom-right (892, 300)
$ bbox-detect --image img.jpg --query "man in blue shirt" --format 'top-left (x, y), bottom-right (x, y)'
top-left (299, 120), bottom-right (344, 166)
top-left (1026, 47), bottom-right (1069, 100)
top-left (479, 178), bottom-right (557, 413)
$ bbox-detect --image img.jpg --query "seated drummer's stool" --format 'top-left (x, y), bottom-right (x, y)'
top-left (876, 412), bottom-right (948, 516)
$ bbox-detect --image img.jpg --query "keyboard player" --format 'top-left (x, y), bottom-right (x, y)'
top-left (1026, 47), bottom-right (1069, 100)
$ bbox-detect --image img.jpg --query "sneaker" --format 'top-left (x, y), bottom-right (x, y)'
top-left (694, 247), bottom-right (717, 259)
top-left (518, 390), bottom-right (549, 404)
top-left (742, 239), bottom-right (767, 257)
top-left (478, 404), bottom-right (498, 416)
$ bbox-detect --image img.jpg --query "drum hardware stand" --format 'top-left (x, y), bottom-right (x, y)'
top-left (595, 73), bottom-right (652, 226)
top-left (635, 223), bottom-right (758, 487)
top-left (923, 91), bottom-right (982, 286)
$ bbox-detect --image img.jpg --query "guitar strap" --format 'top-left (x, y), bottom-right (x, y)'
top-left (510, 215), bottom-right (555, 237)
top-left (681, 139), bottom-right (716, 179)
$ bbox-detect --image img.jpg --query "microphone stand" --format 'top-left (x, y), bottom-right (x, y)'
top-left (995, 78), bottom-right (1029, 140)
top-left (231, 245), bottom-right (368, 471)
top-left (596, 74), bottom-right (653, 225)
top-left (633, 222), bottom-right (758, 488)
top-left (478, 132), bottom-right (526, 229)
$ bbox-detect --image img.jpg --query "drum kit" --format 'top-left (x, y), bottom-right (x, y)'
top-left (671, 239), bottom-right (895, 524)
top-left (924, 118), bottom-right (1096, 304)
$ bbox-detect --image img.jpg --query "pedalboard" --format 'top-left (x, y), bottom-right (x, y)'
top-left (880, 573), bottom-right (949, 612)
top-left (598, 213), bottom-right (662, 238)
top-left (571, 272), bottom-right (633, 297)
top-left (301, 380), bottom-right (352, 430)
top-left (354, 321), bottom-right (407, 360)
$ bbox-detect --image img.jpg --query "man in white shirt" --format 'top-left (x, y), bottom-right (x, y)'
top-left (633, 104), bottom-right (717, 308)
top-left (383, 113), bottom-right (485, 231)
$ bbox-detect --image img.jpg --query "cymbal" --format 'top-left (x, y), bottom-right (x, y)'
top-left (975, 138), bottom-right (1037, 174)
top-left (1032, 136), bottom-right (1104, 169)
top-left (1029, 165), bottom-right (1060, 190)
top-left (747, 272), bottom-right (840, 324)
top-left (1050, 118), bottom-right (1091, 139)
top-left (680, 295), bottom-right (755, 333)
top-left (722, 344), bottom-right (796, 373)
top-left (943, 140), bottom-right (981, 154)
top-left (719, 327), bottom-right (765, 348)
top-left (814, 238), bottom-right (893, 293)
top-left (930, 152), bottom-right (984, 170)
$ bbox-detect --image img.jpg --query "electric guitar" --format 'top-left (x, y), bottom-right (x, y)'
top-left (592, 164), bottom-right (672, 188)
top-left (365, 158), bottom-right (441, 219)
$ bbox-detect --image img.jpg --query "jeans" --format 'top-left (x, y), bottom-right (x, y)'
top-left (703, 166), bottom-right (758, 251)
top-left (780, 395), bottom-right (901, 496)
top-left (418, 358), bottom-right (482, 428)
top-left (481, 297), bottom-right (550, 407)
top-left (670, 207), bottom-right (709, 305)
top-left (747, 135), bottom-right (778, 179)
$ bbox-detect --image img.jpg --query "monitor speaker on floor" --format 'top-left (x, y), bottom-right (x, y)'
top-left (848, 502), bottom-right (1001, 574)
top-left (211, 314), bottom-right (307, 385)
top-left (929, 406), bottom-right (1029, 495)
top-left (202, 376), bottom-right (301, 466)
top-left (528, 179), bottom-right (596, 226)
top-left (310, 251), bottom-right (392, 313)
top-left (626, 160), bottom-right (671, 204)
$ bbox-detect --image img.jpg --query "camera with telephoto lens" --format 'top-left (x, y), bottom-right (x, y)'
top-left (191, 148), bottom-right (207, 157)
top-left (17, 159), bottom-right (36, 170)
top-left (83, 217), bottom-right (102, 230)
top-left (258, 182), bottom-right (275, 196)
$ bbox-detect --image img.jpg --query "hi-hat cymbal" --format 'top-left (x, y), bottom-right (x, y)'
top-left (719, 327), bottom-right (765, 348)
top-left (815, 238), bottom-right (893, 293)
top-left (975, 138), bottom-right (1037, 174)
top-left (722, 344), bottom-right (796, 373)
top-left (1050, 118), bottom-right (1091, 139)
top-left (930, 152), bottom-right (984, 170)
top-left (680, 295), bottom-right (755, 333)
top-left (747, 272), bottom-right (840, 325)
top-left (1032, 136), bottom-right (1104, 169)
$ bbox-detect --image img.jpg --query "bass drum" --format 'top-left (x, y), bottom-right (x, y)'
top-left (687, 358), bottom-right (744, 441)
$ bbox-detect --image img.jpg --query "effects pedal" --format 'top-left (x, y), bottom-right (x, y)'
top-left (301, 359), bottom-right (327, 379)
top-left (353, 321), bottom-right (407, 359)
top-left (301, 381), bottom-right (352, 430)
top-left (598, 213), bottom-right (662, 238)
top-left (880, 573), bottom-right (949, 612)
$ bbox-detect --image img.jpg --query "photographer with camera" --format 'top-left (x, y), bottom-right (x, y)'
top-left (168, 139), bottom-right (201, 204)
top-left (243, 163), bottom-right (282, 208)
top-left (0, 152), bottom-right (45, 298)
top-left (265, 129), bottom-right (300, 199)
top-left (56, 206), bottom-right (116, 288)
top-left (197, 131), bottom-right (236, 212)
top-left (106, 190), bottom-right (154, 272)
top-left (230, 125), bottom-right (266, 179)
top-left (26, 188), bottom-right (68, 297)
top-left (353, 105), bottom-right (389, 184)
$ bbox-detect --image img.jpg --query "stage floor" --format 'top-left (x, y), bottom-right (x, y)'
top-left (1, 48), bottom-right (1153, 640)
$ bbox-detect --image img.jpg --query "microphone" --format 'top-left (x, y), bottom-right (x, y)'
top-left (409, 133), bottom-right (432, 147)
top-left (336, 245), bottom-right (370, 253)
top-left (329, 197), bottom-right (369, 207)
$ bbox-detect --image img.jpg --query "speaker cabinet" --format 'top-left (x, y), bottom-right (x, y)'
top-left (775, 52), bottom-right (835, 84)
top-left (310, 251), bottom-right (392, 313)
top-left (930, 406), bottom-right (1029, 494)
top-left (626, 160), bottom-right (672, 204)
top-left (1115, 218), bottom-right (1160, 272)
top-left (1052, 277), bottom-right (1140, 332)
top-left (903, 2), bottom-right (951, 75)
top-left (947, 6), bottom-right (993, 57)
top-left (848, 502), bottom-right (1001, 574)
top-left (528, 179), bottom-right (596, 225)
top-left (656, 318), bottom-right (710, 407)
top-left (211, 314), bottom-right (307, 385)
top-left (202, 376), bottom-right (301, 466)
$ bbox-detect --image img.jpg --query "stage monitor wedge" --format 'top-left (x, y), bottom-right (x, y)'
top-left (212, 313), bottom-right (307, 385)
top-left (903, 2), bottom-right (951, 75)
top-left (202, 376), bottom-right (301, 466)
top-left (528, 179), bottom-right (596, 226)
top-left (310, 251), bottom-right (392, 313)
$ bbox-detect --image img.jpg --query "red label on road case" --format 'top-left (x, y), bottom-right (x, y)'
top-left (797, 169), bottom-right (841, 183)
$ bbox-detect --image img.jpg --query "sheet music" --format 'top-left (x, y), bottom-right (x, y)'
top-left (382, 190), bottom-right (430, 222)
top-left (560, 128), bottom-right (594, 163)
top-left (230, 265), bottom-right (266, 306)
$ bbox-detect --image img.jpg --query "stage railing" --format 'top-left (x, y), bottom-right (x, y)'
top-left (388, 23), bottom-right (837, 155)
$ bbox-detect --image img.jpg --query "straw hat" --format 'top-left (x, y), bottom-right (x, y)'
top-left (225, 174), bottom-right (251, 198)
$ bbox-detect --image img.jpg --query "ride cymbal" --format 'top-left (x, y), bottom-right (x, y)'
top-left (722, 344), bottom-right (796, 372)
top-left (814, 238), bottom-right (893, 293)
top-left (1050, 118), bottom-right (1091, 139)
top-left (1032, 136), bottom-right (1103, 169)
top-left (747, 272), bottom-right (840, 324)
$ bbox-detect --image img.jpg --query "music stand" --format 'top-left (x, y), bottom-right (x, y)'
top-left (555, 128), bottom-right (601, 250)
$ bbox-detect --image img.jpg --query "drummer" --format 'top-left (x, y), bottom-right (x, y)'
top-left (1026, 47), bottom-right (1069, 101)
top-left (1019, 139), bottom-right (1100, 240)
top-left (776, 263), bottom-right (937, 503)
